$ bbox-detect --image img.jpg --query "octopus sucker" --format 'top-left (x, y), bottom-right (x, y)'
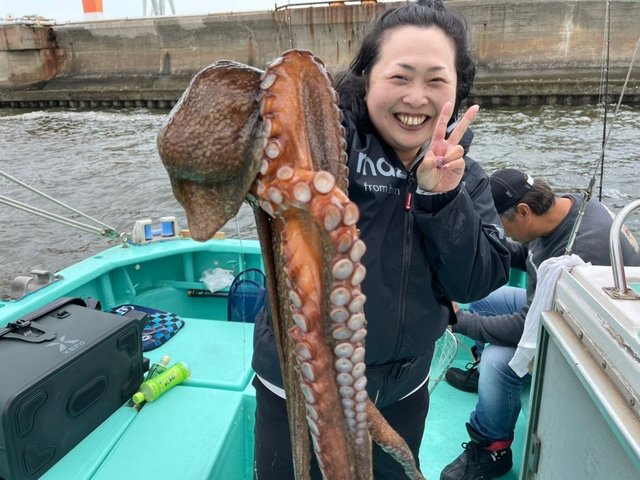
top-left (260, 72), bottom-right (278, 90)
top-left (265, 140), bottom-right (281, 159)
top-left (353, 375), bottom-right (368, 391)
top-left (260, 200), bottom-right (275, 217)
top-left (158, 49), bottom-right (425, 480)
top-left (351, 328), bottom-right (367, 343)
top-left (330, 286), bottom-right (352, 307)
top-left (333, 325), bottom-right (353, 341)
top-left (289, 290), bottom-right (303, 309)
top-left (334, 231), bottom-right (355, 254)
top-left (277, 166), bottom-right (295, 180)
top-left (293, 182), bottom-right (312, 204)
top-left (307, 403), bottom-right (319, 421)
top-left (323, 205), bottom-right (342, 231)
top-left (300, 383), bottom-right (317, 405)
top-left (350, 265), bottom-right (367, 287)
top-left (347, 313), bottom-right (366, 331)
top-left (300, 362), bottom-right (316, 382)
top-left (334, 342), bottom-right (355, 358)
top-left (330, 306), bottom-right (350, 323)
top-left (340, 385), bottom-right (355, 397)
top-left (296, 342), bottom-right (313, 361)
top-left (262, 116), bottom-right (273, 139)
top-left (352, 352), bottom-right (366, 368)
top-left (349, 293), bottom-right (367, 313)
top-left (349, 239), bottom-right (367, 262)
top-left (313, 171), bottom-right (336, 194)
top-left (267, 186), bottom-right (284, 204)
top-left (292, 313), bottom-right (310, 333)
top-left (342, 397), bottom-right (355, 409)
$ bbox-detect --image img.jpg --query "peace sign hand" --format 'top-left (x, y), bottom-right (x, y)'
top-left (416, 102), bottom-right (479, 193)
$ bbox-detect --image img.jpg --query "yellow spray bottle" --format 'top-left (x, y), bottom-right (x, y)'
top-left (132, 361), bottom-right (191, 405)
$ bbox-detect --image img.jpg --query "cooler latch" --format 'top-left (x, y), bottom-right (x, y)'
top-left (0, 318), bottom-right (56, 343)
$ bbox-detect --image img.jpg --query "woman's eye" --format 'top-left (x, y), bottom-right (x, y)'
top-left (392, 75), bottom-right (408, 81)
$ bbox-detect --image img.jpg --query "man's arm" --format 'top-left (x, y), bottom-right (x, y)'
top-left (452, 301), bottom-right (530, 347)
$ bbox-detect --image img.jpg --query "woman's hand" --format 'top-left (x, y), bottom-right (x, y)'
top-left (416, 102), bottom-right (479, 193)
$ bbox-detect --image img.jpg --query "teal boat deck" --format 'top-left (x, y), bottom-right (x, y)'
top-left (40, 327), bottom-right (529, 480)
top-left (1, 237), bottom-right (528, 480)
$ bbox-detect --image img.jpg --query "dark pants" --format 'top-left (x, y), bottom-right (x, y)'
top-left (252, 376), bottom-right (430, 480)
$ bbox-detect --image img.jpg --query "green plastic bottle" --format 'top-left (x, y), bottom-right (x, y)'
top-left (146, 355), bottom-right (171, 380)
top-left (132, 361), bottom-right (191, 405)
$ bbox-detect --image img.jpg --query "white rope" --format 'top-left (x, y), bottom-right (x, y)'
top-left (604, 35), bottom-right (640, 147)
top-left (0, 168), bottom-right (121, 239)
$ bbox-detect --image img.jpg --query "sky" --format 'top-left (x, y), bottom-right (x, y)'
top-left (0, 0), bottom-right (299, 23)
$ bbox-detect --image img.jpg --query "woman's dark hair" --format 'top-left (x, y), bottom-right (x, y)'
top-left (335, 0), bottom-right (475, 126)
top-left (501, 178), bottom-right (556, 220)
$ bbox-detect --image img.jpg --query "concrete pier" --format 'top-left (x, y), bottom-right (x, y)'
top-left (0, 0), bottom-right (638, 108)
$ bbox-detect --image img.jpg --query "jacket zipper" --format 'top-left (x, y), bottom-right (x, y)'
top-left (392, 174), bottom-right (416, 360)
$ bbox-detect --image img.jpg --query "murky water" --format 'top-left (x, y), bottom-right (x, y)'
top-left (1, 104), bottom-right (639, 298)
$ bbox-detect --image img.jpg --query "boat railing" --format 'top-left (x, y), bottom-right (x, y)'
top-left (275, 0), bottom-right (379, 11)
top-left (606, 198), bottom-right (640, 300)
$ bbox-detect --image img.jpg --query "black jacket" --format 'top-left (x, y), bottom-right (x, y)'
top-left (252, 111), bottom-right (510, 407)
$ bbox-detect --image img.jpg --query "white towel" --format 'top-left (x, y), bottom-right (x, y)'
top-left (509, 254), bottom-right (586, 377)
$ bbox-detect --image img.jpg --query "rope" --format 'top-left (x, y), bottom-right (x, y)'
top-left (0, 168), bottom-right (122, 240)
top-left (597, 0), bottom-right (611, 201)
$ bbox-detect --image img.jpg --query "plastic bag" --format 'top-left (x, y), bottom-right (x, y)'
top-left (200, 268), bottom-right (235, 293)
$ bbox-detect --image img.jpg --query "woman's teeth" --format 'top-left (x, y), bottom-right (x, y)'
top-left (397, 114), bottom-right (427, 126)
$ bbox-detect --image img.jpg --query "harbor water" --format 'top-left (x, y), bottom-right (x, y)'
top-left (1, 104), bottom-right (639, 298)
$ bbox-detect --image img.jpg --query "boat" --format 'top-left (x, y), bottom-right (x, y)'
top-left (0, 200), bottom-right (639, 479)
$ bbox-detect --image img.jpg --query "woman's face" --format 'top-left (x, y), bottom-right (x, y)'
top-left (366, 26), bottom-right (458, 167)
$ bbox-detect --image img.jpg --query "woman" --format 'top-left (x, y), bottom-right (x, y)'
top-left (252, 1), bottom-right (510, 478)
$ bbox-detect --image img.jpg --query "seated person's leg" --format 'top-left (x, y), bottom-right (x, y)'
top-left (467, 285), bottom-right (527, 317)
top-left (470, 345), bottom-right (525, 442)
top-left (441, 345), bottom-right (529, 479)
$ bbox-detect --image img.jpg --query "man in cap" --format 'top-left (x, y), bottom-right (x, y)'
top-left (441, 168), bottom-right (640, 480)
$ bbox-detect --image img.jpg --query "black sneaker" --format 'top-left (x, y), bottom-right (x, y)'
top-left (445, 361), bottom-right (480, 393)
top-left (440, 424), bottom-right (513, 480)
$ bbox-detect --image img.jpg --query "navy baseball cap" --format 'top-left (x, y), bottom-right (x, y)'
top-left (490, 168), bottom-right (534, 214)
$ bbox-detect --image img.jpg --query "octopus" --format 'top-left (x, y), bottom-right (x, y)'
top-left (158, 49), bottom-right (425, 480)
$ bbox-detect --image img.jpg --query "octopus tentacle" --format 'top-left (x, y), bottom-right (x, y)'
top-left (367, 403), bottom-right (426, 480)
top-left (254, 49), bottom-right (424, 480)
top-left (255, 49), bottom-right (371, 479)
top-left (158, 49), bottom-right (425, 480)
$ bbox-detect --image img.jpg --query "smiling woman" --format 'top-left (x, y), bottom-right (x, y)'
top-left (365, 26), bottom-right (460, 168)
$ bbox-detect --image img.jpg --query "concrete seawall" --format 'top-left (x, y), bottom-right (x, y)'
top-left (1, 0), bottom-right (638, 108)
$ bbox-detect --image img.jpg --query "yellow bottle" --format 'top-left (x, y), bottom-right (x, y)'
top-left (132, 361), bottom-right (191, 404)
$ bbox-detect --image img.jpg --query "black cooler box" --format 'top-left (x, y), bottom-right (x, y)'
top-left (0, 298), bottom-right (144, 480)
